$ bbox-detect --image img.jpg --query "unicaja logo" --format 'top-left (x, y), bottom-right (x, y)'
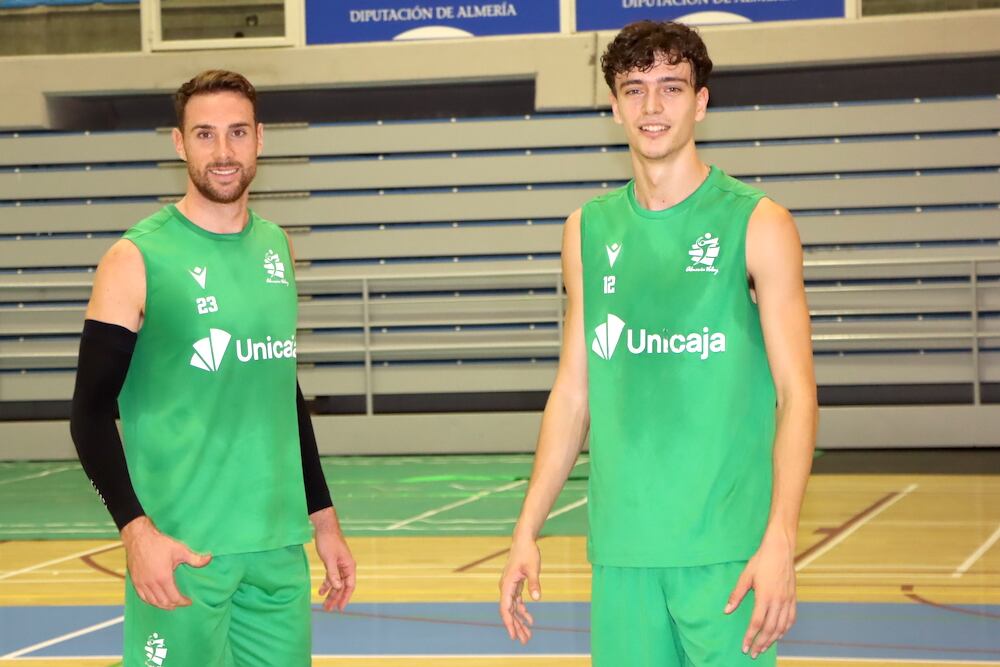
top-left (592, 314), bottom-right (626, 360)
top-left (592, 314), bottom-right (727, 361)
top-left (236, 335), bottom-right (298, 361)
top-left (189, 328), bottom-right (231, 372)
top-left (144, 632), bottom-right (167, 666)
top-left (190, 329), bottom-right (297, 372)
top-left (687, 233), bottom-right (720, 274)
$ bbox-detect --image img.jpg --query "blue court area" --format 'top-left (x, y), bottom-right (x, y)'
top-left (2, 601), bottom-right (998, 661)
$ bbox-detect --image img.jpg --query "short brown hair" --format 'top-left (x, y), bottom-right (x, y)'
top-left (174, 69), bottom-right (257, 129)
top-left (601, 21), bottom-right (713, 94)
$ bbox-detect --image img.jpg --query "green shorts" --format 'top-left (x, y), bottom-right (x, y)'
top-left (591, 561), bottom-right (776, 667)
top-left (123, 544), bottom-right (311, 667)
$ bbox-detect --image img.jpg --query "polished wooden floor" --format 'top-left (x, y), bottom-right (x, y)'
top-left (2, 473), bottom-right (998, 665)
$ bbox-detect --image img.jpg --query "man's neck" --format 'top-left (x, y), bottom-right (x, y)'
top-left (631, 148), bottom-right (710, 213)
top-left (175, 191), bottom-right (250, 234)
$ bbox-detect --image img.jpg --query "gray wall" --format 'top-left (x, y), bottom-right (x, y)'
top-left (1, 10), bottom-right (999, 129)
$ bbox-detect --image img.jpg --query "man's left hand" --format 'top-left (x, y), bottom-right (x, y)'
top-left (311, 507), bottom-right (356, 612)
top-left (725, 528), bottom-right (796, 659)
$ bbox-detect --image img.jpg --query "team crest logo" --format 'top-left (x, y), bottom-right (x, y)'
top-left (144, 632), bottom-right (168, 666)
top-left (263, 249), bottom-right (289, 285)
top-left (687, 233), bottom-right (720, 275)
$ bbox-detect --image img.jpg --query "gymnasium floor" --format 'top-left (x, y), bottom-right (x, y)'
top-left (0, 453), bottom-right (998, 666)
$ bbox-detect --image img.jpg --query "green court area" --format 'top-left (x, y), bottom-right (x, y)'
top-left (0, 455), bottom-right (590, 540)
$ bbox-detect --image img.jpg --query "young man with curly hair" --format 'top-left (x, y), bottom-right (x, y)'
top-left (498, 21), bottom-right (817, 666)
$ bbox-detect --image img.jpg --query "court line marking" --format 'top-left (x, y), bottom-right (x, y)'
top-left (0, 655), bottom-right (592, 662)
top-left (0, 465), bottom-right (78, 488)
top-left (781, 659), bottom-right (1000, 665)
top-left (546, 497), bottom-right (588, 520)
top-left (795, 483), bottom-right (919, 572)
top-left (953, 522), bottom-right (1000, 578)
top-left (0, 573), bottom-right (594, 585)
top-left (310, 659), bottom-right (998, 665)
top-left (0, 615), bottom-right (124, 659)
top-left (0, 543), bottom-right (122, 582)
top-left (386, 459), bottom-right (588, 531)
top-left (452, 495), bottom-right (589, 573)
top-left (385, 480), bottom-right (527, 531)
top-left (902, 584), bottom-right (1000, 620)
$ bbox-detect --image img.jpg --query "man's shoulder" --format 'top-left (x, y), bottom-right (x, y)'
top-left (581, 183), bottom-right (631, 226)
top-left (122, 206), bottom-right (174, 242)
top-left (708, 168), bottom-right (767, 204)
top-left (250, 211), bottom-right (286, 238)
top-left (584, 183), bottom-right (630, 208)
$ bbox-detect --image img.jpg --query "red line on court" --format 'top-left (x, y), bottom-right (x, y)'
top-left (79, 544), bottom-right (125, 581)
top-left (902, 584), bottom-right (1000, 620)
top-left (781, 636), bottom-right (1000, 656)
top-left (315, 609), bottom-right (1000, 654)
top-left (794, 490), bottom-right (900, 565)
top-left (454, 536), bottom-right (549, 573)
top-left (317, 608), bottom-right (589, 634)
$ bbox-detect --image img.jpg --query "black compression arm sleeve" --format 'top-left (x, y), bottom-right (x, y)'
top-left (298, 381), bottom-right (333, 514)
top-left (69, 319), bottom-right (145, 531)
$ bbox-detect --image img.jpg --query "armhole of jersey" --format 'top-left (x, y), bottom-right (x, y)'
top-left (577, 205), bottom-right (588, 271)
top-left (119, 235), bottom-right (150, 333)
top-left (741, 194), bottom-right (768, 311)
top-left (276, 223), bottom-right (298, 285)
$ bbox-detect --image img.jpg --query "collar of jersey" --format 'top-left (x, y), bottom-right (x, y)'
top-left (625, 164), bottom-right (719, 221)
top-left (168, 204), bottom-right (256, 241)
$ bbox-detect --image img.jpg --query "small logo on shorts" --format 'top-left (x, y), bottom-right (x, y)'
top-left (144, 632), bottom-right (168, 666)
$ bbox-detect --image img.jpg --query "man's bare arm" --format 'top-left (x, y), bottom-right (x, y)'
top-left (85, 239), bottom-right (146, 330)
top-left (751, 198), bottom-right (817, 549)
top-left (728, 198), bottom-right (818, 658)
top-left (512, 210), bottom-right (590, 542)
top-left (499, 208), bottom-right (590, 643)
top-left (77, 239), bottom-right (211, 610)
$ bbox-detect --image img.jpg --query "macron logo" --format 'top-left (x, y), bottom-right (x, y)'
top-left (189, 266), bottom-right (207, 289)
top-left (190, 328), bottom-right (231, 372)
top-left (592, 314), bottom-right (625, 360)
top-left (606, 243), bottom-right (622, 268)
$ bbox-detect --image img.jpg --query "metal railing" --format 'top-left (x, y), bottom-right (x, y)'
top-left (293, 255), bottom-right (997, 415)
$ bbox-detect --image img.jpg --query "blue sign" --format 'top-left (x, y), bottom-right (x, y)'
top-left (307, 1), bottom-right (561, 44)
top-left (577, 0), bottom-right (847, 31)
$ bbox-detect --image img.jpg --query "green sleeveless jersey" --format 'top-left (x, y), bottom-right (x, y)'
top-left (118, 205), bottom-right (311, 555)
top-left (581, 166), bottom-right (776, 567)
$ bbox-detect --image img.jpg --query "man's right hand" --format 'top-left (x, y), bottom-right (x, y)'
top-left (498, 537), bottom-right (541, 644)
top-left (121, 516), bottom-right (212, 610)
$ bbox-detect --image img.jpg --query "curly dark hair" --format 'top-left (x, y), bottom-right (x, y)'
top-left (174, 70), bottom-right (257, 129)
top-left (601, 20), bottom-right (713, 94)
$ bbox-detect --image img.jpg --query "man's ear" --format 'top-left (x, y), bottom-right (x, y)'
top-left (256, 121), bottom-right (264, 157)
top-left (609, 90), bottom-right (623, 125)
top-left (695, 86), bottom-right (710, 122)
top-left (172, 127), bottom-right (187, 162)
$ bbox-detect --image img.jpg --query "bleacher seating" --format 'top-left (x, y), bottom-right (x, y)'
top-left (1, 95), bottom-right (998, 411)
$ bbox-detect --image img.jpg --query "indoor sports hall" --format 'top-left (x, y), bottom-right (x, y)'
top-left (1, 1), bottom-right (998, 665)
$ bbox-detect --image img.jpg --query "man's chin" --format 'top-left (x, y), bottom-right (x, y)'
top-left (194, 182), bottom-right (249, 204)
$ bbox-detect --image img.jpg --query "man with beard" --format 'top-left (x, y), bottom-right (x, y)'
top-left (70, 70), bottom-right (355, 666)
